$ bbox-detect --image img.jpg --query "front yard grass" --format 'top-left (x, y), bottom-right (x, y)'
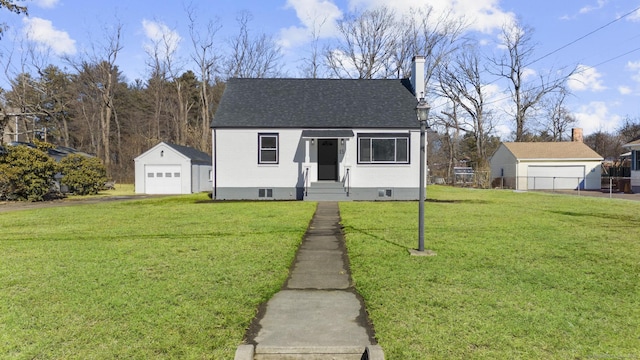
top-left (340, 187), bottom-right (640, 359)
top-left (0, 195), bottom-right (316, 359)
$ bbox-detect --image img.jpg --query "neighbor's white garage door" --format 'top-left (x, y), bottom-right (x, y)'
top-left (527, 165), bottom-right (585, 190)
top-left (145, 165), bottom-right (182, 194)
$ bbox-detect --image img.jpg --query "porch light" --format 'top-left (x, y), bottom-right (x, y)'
top-left (415, 96), bottom-right (431, 127)
top-left (412, 96), bottom-right (435, 256)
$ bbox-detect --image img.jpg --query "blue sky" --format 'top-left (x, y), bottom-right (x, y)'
top-left (2, 0), bottom-right (640, 138)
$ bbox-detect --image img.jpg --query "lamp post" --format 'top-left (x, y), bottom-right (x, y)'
top-left (415, 97), bottom-right (431, 253)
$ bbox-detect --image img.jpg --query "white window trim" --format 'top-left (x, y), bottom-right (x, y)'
top-left (258, 133), bottom-right (279, 164)
top-left (358, 135), bottom-right (410, 164)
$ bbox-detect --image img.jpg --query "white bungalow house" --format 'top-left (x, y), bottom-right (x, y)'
top-left (210, 57), bottom-right (429, 200)
top-left (622, 138), bottom-right (640, 193)
top-left (490, 140), bottom-right (603, 191)
top-left (134, 142), bottom-right (212, 195)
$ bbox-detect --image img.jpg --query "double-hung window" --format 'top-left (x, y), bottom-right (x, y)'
top-left (634, 150), bottom-right (640, 171)
top-left (358, 133), bottom-right (410, 164)
top-left (258, 133), bottom-right (279, 164)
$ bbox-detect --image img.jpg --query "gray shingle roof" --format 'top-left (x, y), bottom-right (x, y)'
top-left (165, 143), bottom-right (212, 164)
top-left (211, 78), bottom-right (420, 129)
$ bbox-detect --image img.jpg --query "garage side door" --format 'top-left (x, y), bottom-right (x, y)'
top-left (145, 165), bottom-right (182, 194)
top-left (527, 165), bottom-right (585, 190)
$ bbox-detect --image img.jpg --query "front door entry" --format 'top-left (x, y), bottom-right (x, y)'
top-left (318, 139), bottom-right (338, 181)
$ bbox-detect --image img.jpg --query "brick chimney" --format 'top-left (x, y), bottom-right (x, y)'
top-left (571, 128), bottom-right (583, 142)
top-left (411, 56), bottom-right (425, 100)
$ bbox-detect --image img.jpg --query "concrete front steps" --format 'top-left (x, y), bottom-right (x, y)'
top-left (235, 344), bottom-right (385, 360)
top-left (304, 181), bottom-right (351, 201)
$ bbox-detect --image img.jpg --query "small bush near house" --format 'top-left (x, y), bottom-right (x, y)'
top-left (58, 154), bottom-right (108, 195)
top-left (0, 145), bottom-right (58, 201)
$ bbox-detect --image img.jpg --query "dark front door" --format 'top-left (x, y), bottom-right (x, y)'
top-left (318, 139), bottom-right (338, 181)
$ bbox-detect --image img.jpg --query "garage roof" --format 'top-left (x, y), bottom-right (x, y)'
top-left (502, 142), bottom-right (603, 160)
top-left (622, 137), bottom-right (640, 149)
top-left (164, 143), bottom-right (211, 165)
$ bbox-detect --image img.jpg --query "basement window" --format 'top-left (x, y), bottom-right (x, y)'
top-left (378, 189), bottom-right (393, 197)
top-left (258, 188), bottom-right (273, 198)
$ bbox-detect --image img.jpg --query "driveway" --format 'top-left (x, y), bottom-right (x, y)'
top-left (0, 195), bottom-right (155, 213)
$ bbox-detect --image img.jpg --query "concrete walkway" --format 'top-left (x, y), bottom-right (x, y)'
top-left (235, 202), bottom-right (384, 360)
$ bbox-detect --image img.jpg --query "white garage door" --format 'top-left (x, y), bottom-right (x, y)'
top-left (527, 165), bottom-right (585, 190)
top-left (145, 165), bottom-right (182, 194)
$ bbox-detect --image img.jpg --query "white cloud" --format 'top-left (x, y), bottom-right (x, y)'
top-left (579, 0), bottom-right (608, 15)
top-left (629, 8), bottom-right (640, 22)
top-left (278, 26), bottom-right (312, 49)
top-left (279, 0), bottom-right (343, 49)
top-left (281, 0), bottom-right (514, 50)
top-left (346, 0), bottom-right (513, 33)
top-left (33, 0), bottom-right (59, 8)
top-left (627, 60), bottom-right (640, 82)
top-left (568, 65), bottom-right (606, 92)
top-left (22, 17), bottom-right (76, 56)
top-left (142, 19), bottom-right (182, 58)
top-left (618, 86), bottom-right (632, 95)
top-left (522, 68), bottom-right (537, 81)
top-left (572, 101), bottom-right (621, 135)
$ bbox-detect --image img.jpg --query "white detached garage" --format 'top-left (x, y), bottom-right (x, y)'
top-left (135, 142), bottom-right (212, 194)
top-left (490, 142), bottom-right (603, 191)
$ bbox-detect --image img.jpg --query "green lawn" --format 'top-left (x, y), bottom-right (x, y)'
top-left (0, 195), bottom-right (317, 359)
top-left (340, 187), bottom-right (640, 359)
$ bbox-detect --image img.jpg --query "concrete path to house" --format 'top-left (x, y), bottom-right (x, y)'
top-left (234, 202), bottom-right (384, 360)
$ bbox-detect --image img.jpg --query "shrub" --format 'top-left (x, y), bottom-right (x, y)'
top-left (58, 154), bottom-right (107, 195)
top-left (0, 145), bottom-right (58, 201)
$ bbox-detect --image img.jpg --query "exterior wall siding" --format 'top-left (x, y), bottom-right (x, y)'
top-left (490, 145), bottom-right (518, 188)
top-left (212, 128), bottom-right (423, 200)
top-left (135, 145), bottom-right (189, 194)
top-left (134, 143), bottom-right (198, 194)
top-left (191, 164), bottom-right (213, 193)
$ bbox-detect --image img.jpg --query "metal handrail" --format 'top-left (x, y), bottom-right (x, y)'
top-left (304, 167), bottom-right (309, 196)
top-left (345, 168), bottom-right (350, 196)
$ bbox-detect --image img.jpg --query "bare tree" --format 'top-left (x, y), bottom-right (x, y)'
top-left (65, 23), bottom-right (123, 173)
top-left (394, 6), bottom-right (467, 84)
top-left (226, 11), bottom-right (283, 78)
top-left (438, 47), bottom-right (493, 173)
top-left (144, 30), bottom-right (170, 144)
top-left (187, 5), bottom-right (221, 151)
top-left (0, 0), bottom-right (27, 39)
top-left (489, 21), bottom-right (574, 142)
top-left (144, 21), bottom-right (195, 145)
top-left (433, 102), bottom-right (463, 181)
top-left (325, 6), bottom-right (397, 79)
top-left (300, 17), bottom-right (328, 78)
top-left (541, 87), bottom-right (575, 141)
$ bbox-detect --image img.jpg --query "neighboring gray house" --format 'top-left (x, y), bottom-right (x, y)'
top-left (210, 57), bottom-right (428, 201)
top-left (622, 138), bottom-right (640, 193)
top-left (134, 142), bottom-right (212, 194)
top-left (490, 140), bottom-right (603, 191)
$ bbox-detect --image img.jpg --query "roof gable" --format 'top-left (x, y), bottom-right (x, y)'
top-left (502, 142), bottom-right (603, 160)
top-left (212, 78), bottom-right (419, 129)
top-left (135, 142), bottom-right (211, 164)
